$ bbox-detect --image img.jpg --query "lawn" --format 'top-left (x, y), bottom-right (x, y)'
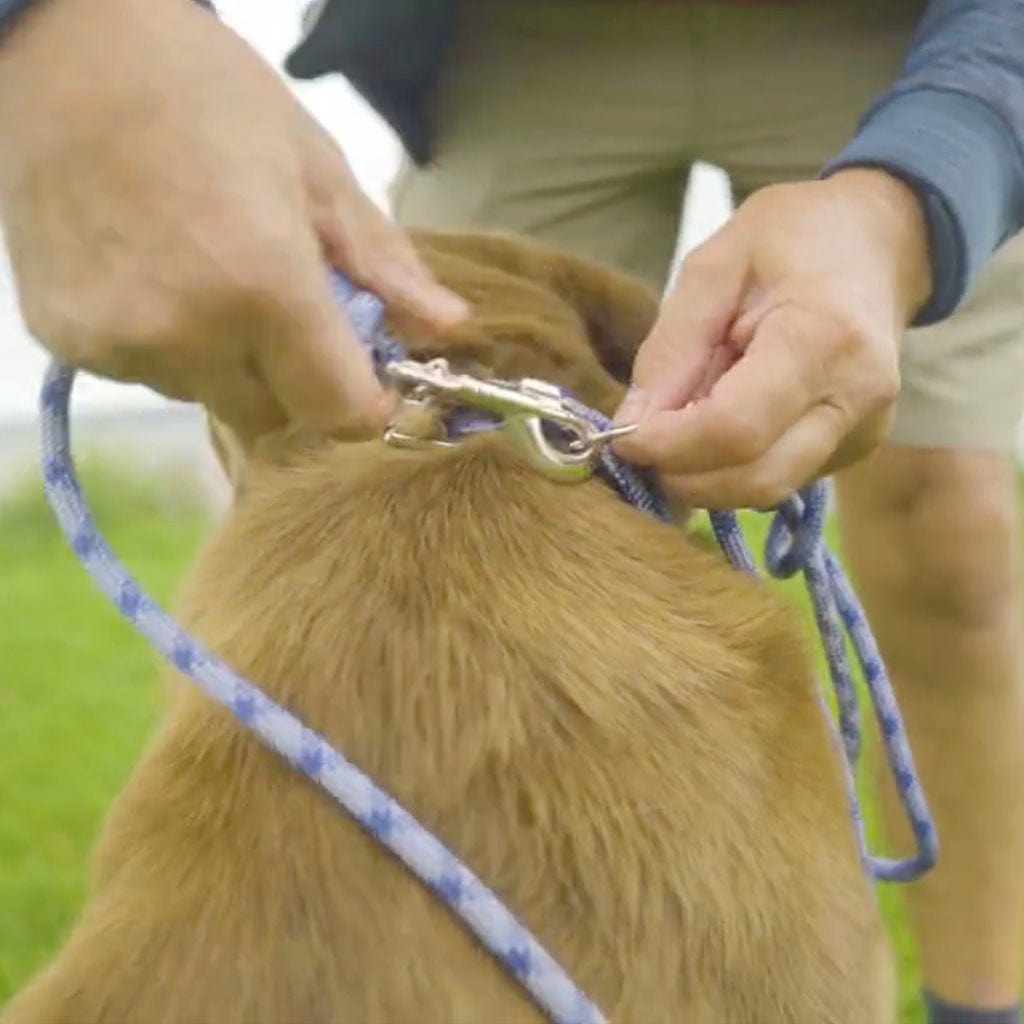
top-left (0, 460), bottom-right (923, 1020)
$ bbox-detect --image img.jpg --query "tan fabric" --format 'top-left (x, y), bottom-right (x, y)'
top-left (393, 0), bottom-right (1024, 450)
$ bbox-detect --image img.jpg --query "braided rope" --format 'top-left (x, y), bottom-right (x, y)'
top-left (711, 491), bottom-right (937, 882)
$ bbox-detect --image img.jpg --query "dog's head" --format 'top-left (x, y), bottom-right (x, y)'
top-left (400, 230), bottom-right (658, 414)
top-left (211, 230), bottom-right (659, 488)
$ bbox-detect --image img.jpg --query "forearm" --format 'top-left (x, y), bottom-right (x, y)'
top-left (823, 0), bottom-right (1024, 325)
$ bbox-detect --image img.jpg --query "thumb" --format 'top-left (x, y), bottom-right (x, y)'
top-left (614, 253), bottom-right (746, 429)
top-left (247, 241), bottom-right (395, 438)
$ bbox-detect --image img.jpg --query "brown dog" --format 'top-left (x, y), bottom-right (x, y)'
top-left (3, 231), bottom-right (893, 1023)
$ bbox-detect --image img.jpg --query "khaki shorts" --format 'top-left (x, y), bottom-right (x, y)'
top-left (393, 0), bottom-right (1024, 450)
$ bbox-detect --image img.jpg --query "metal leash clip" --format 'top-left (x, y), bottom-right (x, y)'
top-left (381, 358), bottom-right (635, 483)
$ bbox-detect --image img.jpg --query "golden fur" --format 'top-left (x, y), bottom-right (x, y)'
top-left (3, 231), bottom-right (892, 1023)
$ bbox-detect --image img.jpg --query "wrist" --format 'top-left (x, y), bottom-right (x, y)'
top-left (823, 168), bottom-right (932, 326)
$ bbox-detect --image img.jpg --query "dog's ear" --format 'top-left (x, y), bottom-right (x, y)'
top-left (410, 230), bottom-right (659, 387)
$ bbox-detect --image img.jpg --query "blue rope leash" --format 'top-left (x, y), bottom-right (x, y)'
top-left (38, 271), bottom-right (936, 1021)
top-left (710, 494), bottom-right (937, 882)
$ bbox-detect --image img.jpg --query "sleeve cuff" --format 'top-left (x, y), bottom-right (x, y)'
top-left (823, 88), bottom-right (1024, 325)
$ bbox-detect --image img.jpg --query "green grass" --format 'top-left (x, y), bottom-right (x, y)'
top-left (0, 464), bottom-right (208, 1001)
top-left (0, 465), bottom-right (923, 1018)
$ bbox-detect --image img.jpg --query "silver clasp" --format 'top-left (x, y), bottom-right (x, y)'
top-left (381, 358), bottom-right (634, 483)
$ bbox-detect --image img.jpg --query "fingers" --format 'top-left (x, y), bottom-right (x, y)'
top-left (614, 250), bottom-right (747, 425)
top-left (616, 305), bottom-right (819, 473)
top-left (614, 295), bottom-right (897, 508)
top-left (661, 401), bottom-right (847, 510)
top-left (220, 126), bottom-right (446, 439)
top-left (304, 128), bottom-right (469, 336)
top-left (612, 177), bottom-right (908, 509)
top-left (250, 250), bottom-right (397, 437)
top-left (326, 206), bottom-right (470, 337)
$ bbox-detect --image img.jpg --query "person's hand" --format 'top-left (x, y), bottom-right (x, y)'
top-left (613, 169), bottom-right (931, 509)
top-left (0, 0), bottom-right (468, 444)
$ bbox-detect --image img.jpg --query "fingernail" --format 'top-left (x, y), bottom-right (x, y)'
top-left (614, 386), bottom-right (650, 427)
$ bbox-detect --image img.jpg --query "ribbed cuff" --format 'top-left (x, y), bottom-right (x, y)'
top-left (823, 88), bottom-right (1024, 326)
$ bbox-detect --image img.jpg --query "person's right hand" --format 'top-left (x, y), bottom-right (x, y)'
top-left (0, 0), bottom-right (468, 443)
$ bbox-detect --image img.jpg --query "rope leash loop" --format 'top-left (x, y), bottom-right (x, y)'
top-left (711, 485), bottom-right (937, 881)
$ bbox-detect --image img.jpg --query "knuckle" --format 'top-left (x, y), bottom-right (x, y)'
top-left (832, 327), bottom-right (873, 372)
top-left (843, 340), bottom-right (900, 414)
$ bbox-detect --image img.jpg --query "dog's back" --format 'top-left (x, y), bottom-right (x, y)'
top-left (4, 232), bottom-right (893, 1023)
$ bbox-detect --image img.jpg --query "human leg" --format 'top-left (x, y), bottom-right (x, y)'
top-left (838, 445), bottom-right (1024, 1016)
top-left (697, 2), bottom-right (1024, 1009)
top-left (835, 237), bottom-right (1024, 1014)
top-left (389, 0), bottom-right (693, 291)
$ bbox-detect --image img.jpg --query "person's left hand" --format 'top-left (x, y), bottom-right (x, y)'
top-left (613, 169), bottom-right (931, 509)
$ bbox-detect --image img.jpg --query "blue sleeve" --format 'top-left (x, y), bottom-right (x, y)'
top-left (823, 0), bottom-right (1024, 325)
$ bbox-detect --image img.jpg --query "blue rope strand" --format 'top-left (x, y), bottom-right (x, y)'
top-left (718, 486), bottom-right (937, 881)
top-left (767, 492), bottom-right (862, 769)
top-left (37, 269), bottom-right (937, 1021)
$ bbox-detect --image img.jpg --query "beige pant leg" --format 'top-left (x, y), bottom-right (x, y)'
top-left (891, 239), bottom-right (1024, 451)
top-left (391, 1), bottom-right (695, 292)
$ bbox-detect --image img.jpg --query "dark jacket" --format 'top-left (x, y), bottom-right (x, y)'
top-left (287, 0), bottom-right (1024, 323)
top-left (287, 0), bottom-right (456, 167)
